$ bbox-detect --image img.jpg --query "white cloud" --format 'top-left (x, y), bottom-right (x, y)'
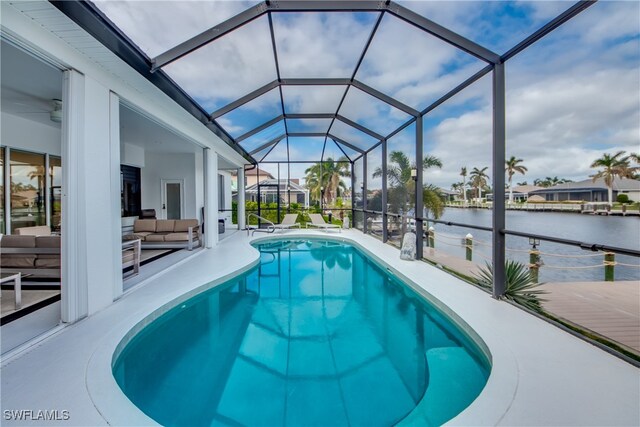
top-left (95, 0), bottom-right (638, 190)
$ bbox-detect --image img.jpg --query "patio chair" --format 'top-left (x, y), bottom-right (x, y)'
top-left (273, 214), bottom-right (301, 232)
top-left (307, 214), bottom-right (341, 233)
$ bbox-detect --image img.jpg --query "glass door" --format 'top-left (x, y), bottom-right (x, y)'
top-left (162, 179), bottom-right (183, 220)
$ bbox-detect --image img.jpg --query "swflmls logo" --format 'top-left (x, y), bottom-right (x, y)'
top-left (3, 409), bottom-right (70, 421)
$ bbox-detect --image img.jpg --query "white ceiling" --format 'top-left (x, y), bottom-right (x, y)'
top-left (120, 104), bottom-right (239, 170)
top-left (0, 39), bottom-right (63, 128)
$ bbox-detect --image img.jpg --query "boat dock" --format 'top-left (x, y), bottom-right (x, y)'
top-left (422, 248), bottom-right (640, 354)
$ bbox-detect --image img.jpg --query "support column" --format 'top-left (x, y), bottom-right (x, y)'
top-left (415, 116), bottom-right (424, 260)
top-left (362, 153), bottom-right (368, 234)
top-left (61, 69), bottom-right (87, 323)
top-left (351, 161), bottom-right (356, 225)
top-left (82, 77), bottom-right (120, 315)
top-left (492, 63), bottom-right (507, 298)
top-left (62, 72), bottom-right (119, 319)
top-left (237, 167), bottom-right (246, 230)
top-left (109, 92), bottom-right (123, 300)
top-left (204, 148), bottom-right (219, 248)
top-left (381, 139), bottom-right (388, 243)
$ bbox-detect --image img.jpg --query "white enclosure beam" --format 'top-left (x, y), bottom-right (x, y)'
top-left (237, 168), bottom-right (246, 230)
top-left (204, 148), bottom-right (219, 247)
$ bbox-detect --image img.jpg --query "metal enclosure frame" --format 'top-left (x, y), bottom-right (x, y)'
top-left (55, 0), bottom-right (598, 299)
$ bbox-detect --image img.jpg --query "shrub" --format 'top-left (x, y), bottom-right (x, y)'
top-left (474, 260), bottom-right (547, 312)
top-left (617, 194), bottom-right (630, 204)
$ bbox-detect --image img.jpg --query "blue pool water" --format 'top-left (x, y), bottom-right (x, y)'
top-left (113, 239), bottom-right (490, 426)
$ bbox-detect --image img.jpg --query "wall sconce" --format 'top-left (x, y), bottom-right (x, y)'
top-left (411, 168), bottom-right (418, 181)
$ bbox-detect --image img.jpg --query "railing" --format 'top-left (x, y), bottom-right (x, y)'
top-left (246, 213), bottom-right (275, 236)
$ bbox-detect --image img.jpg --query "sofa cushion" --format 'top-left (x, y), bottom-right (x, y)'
top-left (145, 234), bottom-right (167, 242)
top-left (134, 220), bottom-right (156, 233)
top-left (1, 255), bottom-right (37, 268)
top-left (15, 225), bottom-right (51, 236)
top-left (1, 235), bottom-right (36, 248)
top-left (36, 236), bottom-right (60, 248)
top-left (124, 232), bottom-right (153, 241)
top-left (165, 232), bottom-right (190, 242)
top-left (35, 257), bottom-right (61, 268)
top-left (174, 219), bottom-right (198, 232)
top-left (156, 220), bottom-right (175, 232)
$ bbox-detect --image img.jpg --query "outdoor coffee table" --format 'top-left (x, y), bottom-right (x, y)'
top-left (1, 272), bottom-right (23, 309)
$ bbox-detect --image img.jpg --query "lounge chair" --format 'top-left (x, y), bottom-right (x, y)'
top-left (307, 214), bottom-right (341, 232)
top-left (273, 214), bottom-right (301, 231)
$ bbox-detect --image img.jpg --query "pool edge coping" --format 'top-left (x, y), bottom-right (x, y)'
top-left (84, 230), bottom-right (518, 426)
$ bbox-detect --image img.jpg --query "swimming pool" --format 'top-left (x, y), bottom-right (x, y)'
top-left (113, 238), bottom-right (490, 426)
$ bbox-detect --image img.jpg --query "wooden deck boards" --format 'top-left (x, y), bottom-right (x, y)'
top-left (422, 248), bottom-right (639, 354)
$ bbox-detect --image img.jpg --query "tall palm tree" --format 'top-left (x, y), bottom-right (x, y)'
top-left (469, 166), bottom-right (490, 203)
top-left (460, 166), bottom-right (468, 205)
top-left (304, 157), bottom-right (350, 206)
top-left (590, 151), bottom-right (630, 205)
top-left (372, 151), bottom-right (444, 218)
top-left (505, 156), bottom-right (527, 204)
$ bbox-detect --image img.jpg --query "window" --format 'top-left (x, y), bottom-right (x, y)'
top-left (10, 150), bottom-right (46, 233)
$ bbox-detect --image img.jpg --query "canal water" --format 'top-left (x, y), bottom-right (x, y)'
top-left (430, 209), bottom-right (640, 282)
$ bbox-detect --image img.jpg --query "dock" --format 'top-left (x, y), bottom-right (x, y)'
top-left (422, 248), bottom-right (640, 354)
top-left (539, 280), bottom-right (640, 353)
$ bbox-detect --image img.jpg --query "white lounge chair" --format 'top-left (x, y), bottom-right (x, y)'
top-left (307, 214), bottom-right (341, 232)
top-left (273, 214), bottom-right (301, 231)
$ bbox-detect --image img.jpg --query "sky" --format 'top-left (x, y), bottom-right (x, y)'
top-left (95, 0), bottom-right (640, 189)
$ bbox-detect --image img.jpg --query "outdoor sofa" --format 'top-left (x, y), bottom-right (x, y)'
top-left (123, 219), bottom-right (201, 250)
top-left (0, 235), bottom-right (61, 278)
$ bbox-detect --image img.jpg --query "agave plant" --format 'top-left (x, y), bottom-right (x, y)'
top-left (474, 260), bottom-right (547, 312)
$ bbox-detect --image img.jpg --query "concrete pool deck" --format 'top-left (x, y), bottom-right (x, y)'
top-left (1, 230), bottom-right (638, 426)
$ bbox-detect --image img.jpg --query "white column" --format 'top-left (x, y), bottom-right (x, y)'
top-left (109, 92), bottom-right (123, 300)
top-left (204, 148), bottom-right (218, 247)
top-left (237, 167), bottom-right (245, 230)
top-left (61, 69), bottom-right (87, 323)
top-left (62, 71), bottom-right (120, 320)
top-left (83, 77), bottom-right (120, 314)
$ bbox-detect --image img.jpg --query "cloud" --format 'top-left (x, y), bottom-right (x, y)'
top-left (94, 1), bottom-right (639, 192)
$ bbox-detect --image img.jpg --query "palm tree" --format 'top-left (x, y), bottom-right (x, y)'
top-left (505, 156), bottom-right (528, 204)
top-left (460, 166), bottom-right (468, 205)
top-left (372, 151), bottom-right (444, 218)
top-left (304, 157), bottom-right (350, 206)
top-left (469, 167), bottom-right (490, 203)
top-left (451, 182), bottom-right (464, 200)
top-left (590, 151), bottom-right (630, 205)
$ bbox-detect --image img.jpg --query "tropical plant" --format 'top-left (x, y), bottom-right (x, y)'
top-left (474, 260), bottom-right (547, 312)
top-left (590, 151), bottom-right (631, 205)
top-left (469, 166), bottom-right (489, 202)
top-left (505, 156), bottom-right (527, 204)
top-left (533, 176), bottom-right (573, 188)
top-left (460, 166), bottom-right (468, 205)
top-left (304, 157), bottom-right (350, 206)
top-left (372, 151), bottom-right (444, 219)
top-left (423, 184), bottom-right (445, 219)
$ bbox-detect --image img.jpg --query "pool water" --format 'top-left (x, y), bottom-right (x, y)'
top-left (113, 239), bottom-right (490, 426)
